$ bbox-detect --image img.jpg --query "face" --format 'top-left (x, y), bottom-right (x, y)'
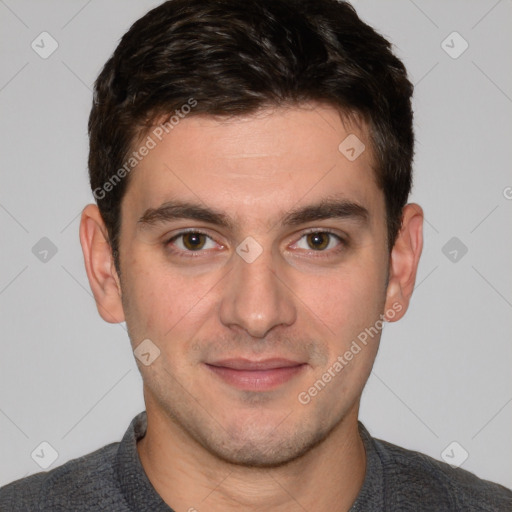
top-left (102, 104), bottom-right (399, 466)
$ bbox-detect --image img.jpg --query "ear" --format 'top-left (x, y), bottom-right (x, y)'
top-left (79, 204), bottom-right (125, 324)
top-left (384, 203), bottom-right (423, 322)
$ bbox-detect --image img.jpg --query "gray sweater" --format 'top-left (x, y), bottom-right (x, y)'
top-left (1, 411), bottom-right (511, 511)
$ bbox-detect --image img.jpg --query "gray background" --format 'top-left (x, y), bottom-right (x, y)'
top-left (1, 0), bottom-right (511, 490)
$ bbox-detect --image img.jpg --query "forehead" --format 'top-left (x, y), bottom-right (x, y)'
top-left (122, 104), bottom-right (382, 226)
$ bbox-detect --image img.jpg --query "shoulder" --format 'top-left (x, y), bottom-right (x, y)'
top-left (0, 441), bottom-right (125, 511)
top-left (374, 436), bottom-right (512, 511)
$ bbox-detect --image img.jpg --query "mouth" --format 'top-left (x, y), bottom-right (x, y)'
top-left (204, 358), bottom-right (307, 391)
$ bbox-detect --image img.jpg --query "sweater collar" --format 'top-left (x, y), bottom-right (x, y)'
top-left (115, 411), bottom-right (174, 511)
top-left (115, 411), bottom-right (383, 511)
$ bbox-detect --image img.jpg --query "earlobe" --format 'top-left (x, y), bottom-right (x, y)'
top-left (384, 203), bottom-right (424, 322)
top-left (79, 204), bottom-right (125, 324)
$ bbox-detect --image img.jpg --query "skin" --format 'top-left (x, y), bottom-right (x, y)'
top-left (80, 103), bottom-right (423, 511)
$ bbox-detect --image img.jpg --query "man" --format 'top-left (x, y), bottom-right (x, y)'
top-left (1, 0), bottom-right (510, 510)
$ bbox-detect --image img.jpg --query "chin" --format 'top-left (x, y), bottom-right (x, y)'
top-left (198, 420), bottom-right (332, 469)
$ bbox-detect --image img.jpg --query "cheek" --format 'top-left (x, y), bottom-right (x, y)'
top-left (298, 260), bottom-right (386, 336)
top-left (303, 267), bottom-right (384, 391)
top-left (120, 254), bottom-right (173, 337)
top-left (131, 276), bottom-right (179, 333)
top-left (125, 262), bottom-right (217, 348)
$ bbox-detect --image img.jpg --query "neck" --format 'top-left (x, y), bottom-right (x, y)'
top-left (137, 401), bottom-right (367, 512)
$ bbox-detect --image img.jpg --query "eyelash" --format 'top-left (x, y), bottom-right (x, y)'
top-left (164, 229), bottom-right (221, 258)
top-left (164, 228), bottom-right (347, 258)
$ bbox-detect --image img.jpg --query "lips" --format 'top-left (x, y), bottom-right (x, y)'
top-left (208, 358), bottom-right (303, 370)
top-left (205, 358), bottom-right (307, 391)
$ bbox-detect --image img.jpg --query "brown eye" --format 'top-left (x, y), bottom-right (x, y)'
top-left (306, 232), bottom-right (330, 250)
top-left (291, 231), bottom-right (345, 255)
top-left (182, 232), bottom-right (207, 250)
top-left (165, 230), bottom-right (220, 256)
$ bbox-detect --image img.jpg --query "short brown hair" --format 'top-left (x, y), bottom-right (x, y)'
top-left (88, 0), bottom-right (414, 272)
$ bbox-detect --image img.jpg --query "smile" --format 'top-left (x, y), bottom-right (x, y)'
top-left (204, 359), bottom-right (307, 391)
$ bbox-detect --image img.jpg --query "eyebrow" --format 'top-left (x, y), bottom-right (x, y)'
top-left (282, 198), bottom-right (369, 226)
top-left (138, 201), bottom-right (234, 230)
top-left (137, 197), bottom-right (369, 231)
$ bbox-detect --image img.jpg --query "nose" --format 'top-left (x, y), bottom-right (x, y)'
top-left (219, 242), bottom-right (297, 338)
